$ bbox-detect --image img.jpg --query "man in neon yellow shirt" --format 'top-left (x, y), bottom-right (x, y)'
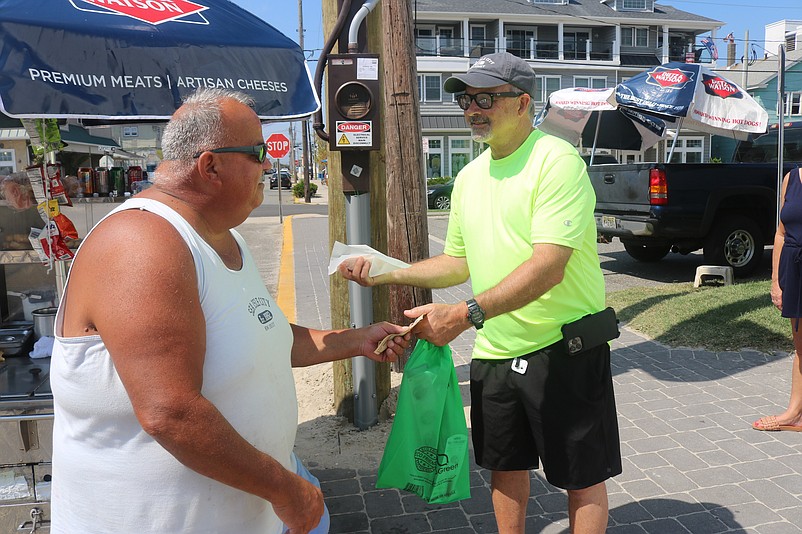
top-left (339, 52), bottom-right (621, 533)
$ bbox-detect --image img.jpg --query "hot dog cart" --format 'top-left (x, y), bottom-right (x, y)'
top-left (0, 198), bottom-right (119, 532)
top-left (0, 355), bottom-right (53, 533)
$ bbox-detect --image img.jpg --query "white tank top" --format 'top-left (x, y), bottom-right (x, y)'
top-left (50, 198), bottom-right (297, 534)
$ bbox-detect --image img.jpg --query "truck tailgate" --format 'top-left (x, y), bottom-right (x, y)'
top-left (587, 163), bottom-right (653, 212)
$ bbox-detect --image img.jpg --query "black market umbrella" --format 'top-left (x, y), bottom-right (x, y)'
top-left (0, 0), bottom-right (320, 122)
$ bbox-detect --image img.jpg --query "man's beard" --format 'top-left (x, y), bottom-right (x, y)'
top-left (469, 121), bottom-right (491, 143)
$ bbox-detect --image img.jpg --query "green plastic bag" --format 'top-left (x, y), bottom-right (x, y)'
top-left (376, 340), bottom-right (471, 504)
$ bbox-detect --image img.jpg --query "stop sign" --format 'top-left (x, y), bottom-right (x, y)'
top-left (265, 133), bottom-right (291, 159)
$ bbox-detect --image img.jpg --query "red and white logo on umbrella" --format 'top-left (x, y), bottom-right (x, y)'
top-left (74, 0), bottom-right (208, 25)
top-left (701, 74), bottom-right (743, 99)
top-left (646, 67), bottom-right (695, 90)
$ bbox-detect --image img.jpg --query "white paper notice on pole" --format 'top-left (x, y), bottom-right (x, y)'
top-left (357, 57), bottom-right (379, 80)
top-left (327, 241), bottom-right (410, 277)
top-left (422, 137), bottom-right (429, 154)
top-left (335, 121), bottom-right (373, 148)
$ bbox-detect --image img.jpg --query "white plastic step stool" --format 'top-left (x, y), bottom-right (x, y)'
top-left (693, 265), bottom-right (734, 288)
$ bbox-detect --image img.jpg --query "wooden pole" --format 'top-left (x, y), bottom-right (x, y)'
top-left (380, 0), bottom-right (431, 370)
top-left (323, 0), bottom-right (352, 420)
top-left (365, 3), bottom-right (392, 414)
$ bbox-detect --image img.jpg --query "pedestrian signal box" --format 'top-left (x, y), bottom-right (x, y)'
top-left (327, 53), bottom-right (380, 152)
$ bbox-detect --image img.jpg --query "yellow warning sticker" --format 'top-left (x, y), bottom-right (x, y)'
top-left (338, 134), bottom-right (351, 146)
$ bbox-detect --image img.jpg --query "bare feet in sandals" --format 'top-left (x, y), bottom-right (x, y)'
top-left (752, 414), bottom-right (802, 432)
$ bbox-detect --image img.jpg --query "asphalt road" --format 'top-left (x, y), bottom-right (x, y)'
top-left (253, 187), bottom-right (774, 292)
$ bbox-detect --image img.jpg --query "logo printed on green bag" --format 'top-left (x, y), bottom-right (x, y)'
top-left (414, 446), bottom-right (458, 474)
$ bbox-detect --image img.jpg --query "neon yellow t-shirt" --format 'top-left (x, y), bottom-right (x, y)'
top-left (444, 129), bottom-right (605, 360)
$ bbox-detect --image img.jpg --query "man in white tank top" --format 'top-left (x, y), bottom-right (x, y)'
top-left (50, 88), bottom-right (411, 534)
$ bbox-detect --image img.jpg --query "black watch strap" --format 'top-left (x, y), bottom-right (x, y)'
top-left (466, 298), bottom-right (485, 329)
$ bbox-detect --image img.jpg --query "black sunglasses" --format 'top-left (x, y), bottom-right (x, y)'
top-left (456, 92), bottom-right (524, 111)
top-left (193, 143), bottom-right (267, 163)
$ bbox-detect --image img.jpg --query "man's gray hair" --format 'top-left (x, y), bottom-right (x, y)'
top-left (156, 88), bottom-right (255, 179)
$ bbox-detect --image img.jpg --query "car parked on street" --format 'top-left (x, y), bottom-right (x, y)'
top-left (427, 179), bottom-right (454, 210)
top-left (268, 170), bottom-right (292, 189)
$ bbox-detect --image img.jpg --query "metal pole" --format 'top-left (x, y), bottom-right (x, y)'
top-left (667, 117), bottom-right (683, 162)
top-left (589, 111), bottom-right (601, 166)
top-left (345, 192), bottom-right (377, 429)
top-left (276, 158), bottom-right (284, 224)
top-left (777, 44), bottom-right (786, 228)
top-left (298, 0), bottom-right (312, 202)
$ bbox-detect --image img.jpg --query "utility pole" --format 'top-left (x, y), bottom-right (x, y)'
top-left (298, 0), bottom-right (312, 202)
top-left (381, 0), bottom-right (431, 369)
top-left (742, 30), bottom-right (750, 90)
top-left (288, 122), bottom-right (297, 184)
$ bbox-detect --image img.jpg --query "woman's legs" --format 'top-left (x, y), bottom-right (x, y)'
top-left (753, 321), bottom-right (802, 429)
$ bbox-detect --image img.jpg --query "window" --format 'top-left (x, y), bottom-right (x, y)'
top-left (532, 0), bottom-right (567, 4)
top-left (564, 31), bottom-right (589, 60)
top-left (620, 0), bottom-right (650, 10)
top-left (785, 92), bottom-right (802, 116)
top-left (574, 76), bottom-right (607, 89)
top-left (123, 126), bottom-right (138, 137)
top-left (621, 27), bottom-right (649, 47)
top-left (417, 74), bottom-right (441, 103)
top-left (425, 137), bottom-right (443, 178)
top-left (506, 27), bottom-right (534, 58)
top-left (666, 136), bottom-right (704, 163)
top-left (0, 149), bottom-right (15, 176)
top-left (449, 137), bottom-right (472, 176)
top-left (535, 75), bottom-right (561, 104)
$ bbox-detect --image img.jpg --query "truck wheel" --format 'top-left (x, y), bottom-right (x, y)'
top-left (703, 216), bottom-right (764, 276)
top-left (622, 241), bottom-right (671, 262)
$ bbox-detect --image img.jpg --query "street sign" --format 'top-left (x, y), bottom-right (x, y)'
top-left (265, 133), bottom-right (291, 159)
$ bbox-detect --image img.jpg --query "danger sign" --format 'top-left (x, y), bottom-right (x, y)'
top-left (335, 121), bottom-right (373, 147)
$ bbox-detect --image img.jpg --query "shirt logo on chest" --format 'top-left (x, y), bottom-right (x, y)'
top-left (248, 297), bottom-right (276, 331)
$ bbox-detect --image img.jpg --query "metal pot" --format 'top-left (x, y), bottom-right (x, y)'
top-left (31, 307), bottom-right (57, 339)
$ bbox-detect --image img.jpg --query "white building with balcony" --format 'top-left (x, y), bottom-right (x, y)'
top-left (415, 0), bottom-right (721, 177)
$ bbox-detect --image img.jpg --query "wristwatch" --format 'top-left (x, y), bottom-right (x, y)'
top-left (466, 298), bottom-right (485, 330)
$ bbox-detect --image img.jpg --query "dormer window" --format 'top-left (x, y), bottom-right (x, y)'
top-left (604, 0), bottom-right (653, 12)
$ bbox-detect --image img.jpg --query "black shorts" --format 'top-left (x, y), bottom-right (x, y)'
top-left (470, 341), bottom-right (622, 490)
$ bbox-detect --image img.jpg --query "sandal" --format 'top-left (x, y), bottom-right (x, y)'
top-left (752, 415), bottom-right (802, 432)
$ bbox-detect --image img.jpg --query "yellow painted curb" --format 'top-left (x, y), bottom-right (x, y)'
top-left (277, 215), bottom-right (296, 324)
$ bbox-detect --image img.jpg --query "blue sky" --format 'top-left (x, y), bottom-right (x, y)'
top-left (238, 0), bottom-right (802, 64)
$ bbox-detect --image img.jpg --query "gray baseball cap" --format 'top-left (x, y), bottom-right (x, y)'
top-left (444, 52), bottom-right (536, 98)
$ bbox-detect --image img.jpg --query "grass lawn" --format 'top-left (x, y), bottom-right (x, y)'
top-left (606, 279), bottom-right (794, 354)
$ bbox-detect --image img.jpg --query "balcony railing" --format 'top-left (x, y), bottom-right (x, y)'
top-left (469, 39), bottom-right (497, 58)
top-left (506, 39), bottom-right (559, 60)
top-left (415, 36), bottom-right (465, 57)
top-left (590, 41), bottom-right (614, 61)
top-left (414, 35), bottom-right (619, 62)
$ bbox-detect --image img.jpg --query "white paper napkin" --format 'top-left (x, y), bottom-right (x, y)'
top-left (327, 241), bottom-right (410, 277)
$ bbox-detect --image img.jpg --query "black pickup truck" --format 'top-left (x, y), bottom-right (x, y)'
top-left (590, 122), bottom-right (802, 276)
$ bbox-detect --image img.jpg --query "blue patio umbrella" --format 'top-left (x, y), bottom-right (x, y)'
top-left (0, 0), bottom-right (320, 122)
top-left (610, 62), bottom-right (768, 160)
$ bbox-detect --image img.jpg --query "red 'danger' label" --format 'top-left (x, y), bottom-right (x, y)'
top-left (337, 122), bottom-right (371, 133)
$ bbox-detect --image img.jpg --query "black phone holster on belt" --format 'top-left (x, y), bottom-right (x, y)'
top-left (560, 307), bottom-right (620, 355)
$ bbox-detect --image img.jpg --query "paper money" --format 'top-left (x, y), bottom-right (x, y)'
top-left (374, 314), bottom-right (426, 354)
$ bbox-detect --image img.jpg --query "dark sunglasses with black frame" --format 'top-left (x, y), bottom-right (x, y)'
top-left (455, 91), bottom-right (524, 111)
top-left (193, 143), bottom-right (268, 163)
